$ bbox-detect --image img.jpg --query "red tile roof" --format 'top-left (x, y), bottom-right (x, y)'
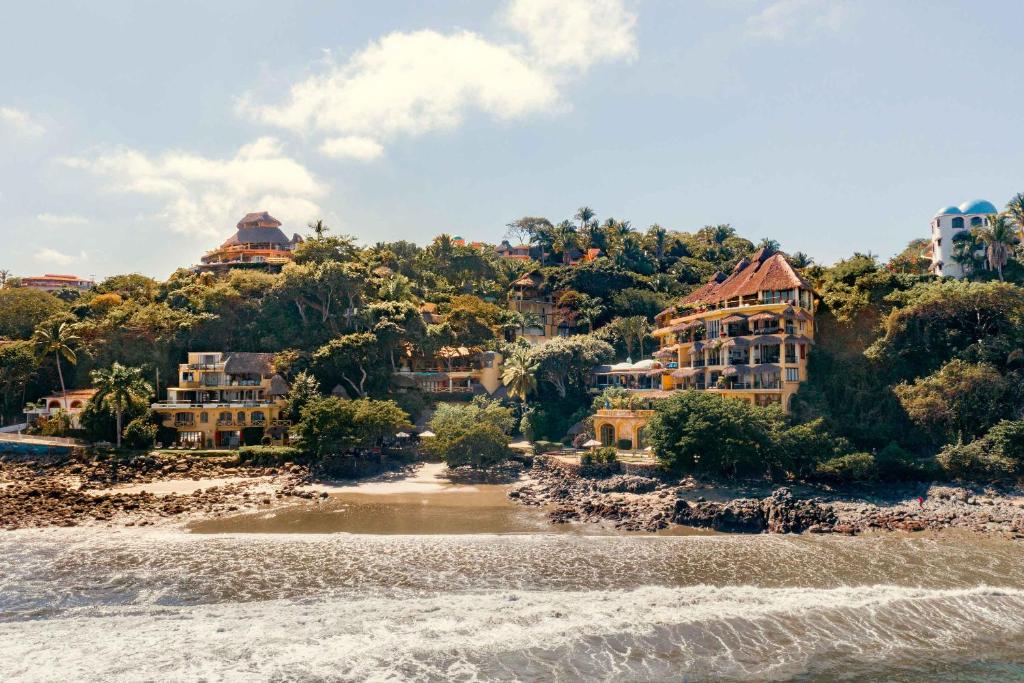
top-left (681, 250), bottom-right (811, 306)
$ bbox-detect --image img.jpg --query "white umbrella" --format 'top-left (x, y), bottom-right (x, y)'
top-left (582, 439), bottom-right (602, 448)
top-left (395, 432), bottom-right (410, 438)
top-left (418, 430), bottom-right (436, 438)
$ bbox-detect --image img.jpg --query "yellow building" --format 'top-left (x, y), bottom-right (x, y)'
top-left (508, 270), bottom-right (567, 343)
top-left (151, 352), bottom-right (291, 448)
top-left (592, 249), bottom-right (816, 449)
top-left (393, 347), bottom-right (505, 396)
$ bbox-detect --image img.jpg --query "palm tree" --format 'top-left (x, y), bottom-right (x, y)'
top-left (0, 269), bottom-right (10, 288)
top-left (972, 213), bottom-right (1019, 281)
top-left (91, 363), bottom-right (154, 448)
top-left (551, 220), bottom-right (579, 264)
top-left (32, 321), bottom-right (79, 410)
top-left (1007, 193), bottom-right (1024, 240)
top-left (645, 224), bottom-right (668, 263)
top-left (308, 218), bottom-right (330, 240)
top-left (787, 252), bottom-right (814, 269)
top-left (575, 294), bottom-right (605, 333)
top-left (501, 348), bottom-right (538, 406)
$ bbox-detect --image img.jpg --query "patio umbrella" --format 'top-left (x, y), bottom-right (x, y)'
top-left (395, 432), bottom-right (410, 438)
top-left (582, 439), bottom-right (602, 448)
top-left (418, 430), bottom-right (436, 438)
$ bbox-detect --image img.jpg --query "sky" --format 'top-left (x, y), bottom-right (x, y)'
top-left (2, 0), bottom-right (1023, 280)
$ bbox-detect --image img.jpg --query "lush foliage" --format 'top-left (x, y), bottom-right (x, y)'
top-left (292, 396), bottom-right (410, 458)
top-left (425, 396), bottom-right (515, 468)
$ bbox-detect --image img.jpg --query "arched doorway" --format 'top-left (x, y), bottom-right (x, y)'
top-left (636, 426), bottom-right (647, 450)
top-left (599, 423), bottom-right (615, 446)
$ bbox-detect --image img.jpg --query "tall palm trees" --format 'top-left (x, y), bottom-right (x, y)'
top-left (501, 348), bottom-right (538, 406)
top-left (31, 321), bottom-right (79, 410)
top-left (1007, 193), bottom-right (1024, 240)
top-left (308, 218), bottom-right (330, 240)
top-left (972, 213), bottom-right (1019, 281)
top-left (91, 363), bottom-right (154, 448)
top-left (551, 220), bottom-right (580, 264)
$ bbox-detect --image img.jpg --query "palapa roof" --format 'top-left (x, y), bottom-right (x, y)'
top-left (268, 374), bottom-right (290, 396)
top-left (510, 269), bottom-right (545, 289)
top-left (223, 352), bottom-right (275, 375)
top-left (681, 249), bottom-right (812, 307)
top-left (220, 212), bottom-right (302, 249)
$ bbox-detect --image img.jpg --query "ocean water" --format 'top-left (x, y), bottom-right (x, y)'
top-left (2, 527), bottom-right (1024, 682)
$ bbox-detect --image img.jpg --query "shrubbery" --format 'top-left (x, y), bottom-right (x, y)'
top-left (121, 416), bottom-right (157, 449)
top-left (937, 420), bottom-right (1024, 481)
top-left (815, 452), bottom-right (877, 483)
top-left (425, 396), bottom-right (514, 469)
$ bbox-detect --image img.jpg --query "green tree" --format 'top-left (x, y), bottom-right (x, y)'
top-left (424, 396), bottom-right (515, 467)
top-left (311, 332), bottom-right (386, 397)
top-left (894, 360), bottom-right (1010, 445)
top-left (646, 392), bottom-right (778, 478)
top-left (284, 370), bottom-right (321, 421)
top-left (529, 335), bottom-right (614, 398)
top-left (0, 341), bottom-right (36, 424)
top-left (1007, 193), bottom-right (1024, 240)
top-left (90, 363), bottom-right (154, 448)
top-left (972, 213), bottom-right (1019, 281)
top-left (0, 288), bottom-right (66, 339)
top-left (293, 396), bottom-right (409, 458)
top-left (31, 321), bottom-right (79, 410)
top-left (501, 347), bottom-right (538, 405)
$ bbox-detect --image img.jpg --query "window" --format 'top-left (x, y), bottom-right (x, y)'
top-left (237, 411), bottom-right (246, 424)
top-left (200, 412), bottom-right (208, 424)
top-left (706, 319), bottom-right (720, 338)
top-left (786, 368), bottom-right (799, 382)
top-left (952, 217), bottom-right (964, 229)
top-left (971, 217), bottom-right (982, 227)
top-left (800, 344), bottom-right (806, 359)
top-left (252, 411), bottom-right (266, 424)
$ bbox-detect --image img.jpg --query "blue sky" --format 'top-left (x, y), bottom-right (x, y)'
top-left (2, 0), bottom-right (1022, 280)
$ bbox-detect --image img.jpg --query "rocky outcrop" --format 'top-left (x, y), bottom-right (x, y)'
top-left (672, 488), bottom-right (837, 534)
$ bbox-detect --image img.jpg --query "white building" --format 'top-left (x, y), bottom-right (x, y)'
top-left (927, 199), bottom-right (999, 278)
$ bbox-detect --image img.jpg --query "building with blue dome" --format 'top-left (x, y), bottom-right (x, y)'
top-left (927, 199), bottom-right (997, 278)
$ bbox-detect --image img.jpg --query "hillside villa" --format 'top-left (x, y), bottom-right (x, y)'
top-left (592, 248), bottom-right (816, 449)
top-left (151, 352), bottom-right (291, 448)
top-left (393, 346), bottom-right (505, 397)
top-left (508, 270), bottom-right (568, 343)
top-left (924, 199), bottom-right (999, 278)
top-left (20, 274), bottom-right (95, 292)
top-left (196, 212), bottom-right (304, 273)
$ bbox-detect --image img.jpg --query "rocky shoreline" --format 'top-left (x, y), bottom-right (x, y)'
top-left (0, 451), bottom-right (323, 530)
top-left (509, 456), bottom-right (1024, 537)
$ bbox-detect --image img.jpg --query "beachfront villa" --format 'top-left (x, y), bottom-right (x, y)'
top-left (24, 389), bottom-right (97, 428)
top-left (19, 274), bottom-right (95, 293)
top-left (196, 212), bottom-right (304, 273)
top-left (151, 352), bottom-right (290, 448)
top-left (592, 248), bottom-right (816, 449)
top-left (925, 199), bottom-right (999, 278)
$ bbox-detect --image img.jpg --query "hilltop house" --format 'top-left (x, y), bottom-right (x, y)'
top-left (592, 249), bottom-right (816, 449)
top-left (507, 270), bottom-right (570, 343)
top-left (197, 212), bottom-right (303, 273)
top-left (924, 199), bottom-right (998, 278)
top-left (393, 346), bottom-right (505, 396)
top-left (151, 352), bottom-right (290, 448)
top-left (20, 274), bottom-right (95, 293)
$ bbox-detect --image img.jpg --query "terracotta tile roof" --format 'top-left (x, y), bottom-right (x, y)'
top-left (681, 250), bottom-right (811, 307)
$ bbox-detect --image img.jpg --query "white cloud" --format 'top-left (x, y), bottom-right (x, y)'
top-left (34, 248), bottom-right (80, 266)
top-left (504, 0), bottom-right (637, 70)
top-left (36, 213), bottom-right (89, 225)
top-left (746, 0), bottom-right (850, 41)
top-left (61, 137), bottom-right (326, 236)
top-left (0, 106), bottom-right (46, 138)
top-left (251, 30), bottom-right (558, 157)
top-left (248, 0), bottom-right (637, 161)
top-left (320, 135), bottom-right (385, 161)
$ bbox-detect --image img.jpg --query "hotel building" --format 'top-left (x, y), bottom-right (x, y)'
top-left (151, 352), bottom-right (291, 448)
top-left (592, 249), bottom-right (816, 449)
top-left (20, 274), bottom-right (95, 293)
top-left (508, 270), bottom-right (568, 343)
top-left (925, 199), bottom-right (998, 278)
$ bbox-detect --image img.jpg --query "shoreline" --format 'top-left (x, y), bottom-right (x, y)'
top-left (509, 456), bottom-right (1024, 538)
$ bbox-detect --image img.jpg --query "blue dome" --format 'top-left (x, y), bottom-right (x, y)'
top-left (934, 205), bottom-right (962, 217)
top-left (958, 199), bottom-right (998, 215)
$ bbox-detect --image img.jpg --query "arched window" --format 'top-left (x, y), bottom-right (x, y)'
top-left (251, 411), bottom-right (266, 424)
top-left (218, 411), bottom-right (232, 424)
top-left (47, 400), bottom-right (62, 409)
top-left (69, 400), bottom-right (82, 409)
top-left (237, 411), bottom-right (246, 424)
top-left (599, 423), bottom-right (616, 446)
top-left (952, 217), bottom-right (964, 229)
top-left (970, 216), bottom-right (982, 227)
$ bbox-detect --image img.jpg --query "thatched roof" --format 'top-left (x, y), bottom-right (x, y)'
top-left (268, 374), bottom-right (290, 396)
top-left (224, 352), bottom-right (275, 375)
top-left (681, 250), bottom-right (812, 307)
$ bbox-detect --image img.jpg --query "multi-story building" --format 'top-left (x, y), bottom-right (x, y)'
top-left (393, 347), bottom-right (505, 396)
top-left (19, 274), bottom-right (95, 292)
top-left (592, 248), bottom-right (816, 449)
top-left (197, 212), bottom-right (304, 273)
top-left (925, 199), bottom-right (998, 278)
top-left (151, 352), bottom-right (291, 448)
top-left (508, 270), bottom-right (568, 343)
